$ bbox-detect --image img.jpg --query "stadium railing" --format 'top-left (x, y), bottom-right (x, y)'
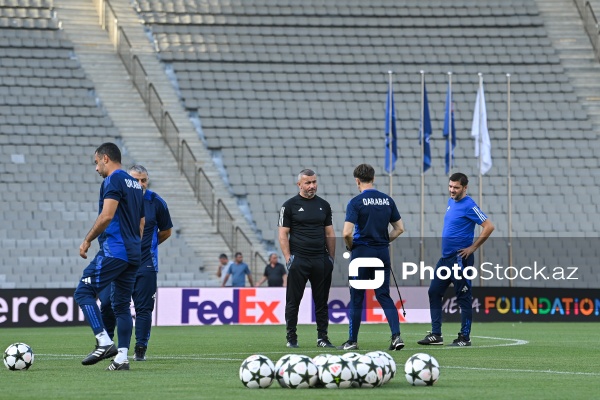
top-left (574, 0), bottom-right (600, 61)
top-left (91, 0), bottom-right (267, 274)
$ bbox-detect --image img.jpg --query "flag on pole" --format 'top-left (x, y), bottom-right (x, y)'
top-left (471, 82), bottom-right (492, 175)
top-left (443, 84), bottom-right (456, 174)
top-left (419, 84), bottom-right (432, 172)
top-left (384, 83), bottom-right (397, 173)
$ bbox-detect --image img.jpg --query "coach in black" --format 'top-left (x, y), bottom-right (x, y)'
top-left (278, 168), bottom-right (336, 349)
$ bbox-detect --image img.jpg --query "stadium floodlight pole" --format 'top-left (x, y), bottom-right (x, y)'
top-left (419, 71), bottom-right (425, 271)
top-left (389, 265), bottom-right (407, 317)
top-left (507, 73), bottom-right (513, 288)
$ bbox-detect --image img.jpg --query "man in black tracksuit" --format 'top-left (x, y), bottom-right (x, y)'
top-left (278, 168), bottom-right (336, 349)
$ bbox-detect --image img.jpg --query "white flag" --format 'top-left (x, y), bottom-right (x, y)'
top-left (471, 82), bottom-right (492, 175)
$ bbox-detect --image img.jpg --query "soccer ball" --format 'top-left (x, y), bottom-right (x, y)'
top-left (311, 354), bottom-right (332, 388)
top-left (378, 351), bottom-right (397, 381)
top-left (366, 351), bottom-right (394, 385)
top-left (283, 355), bottom-right (318, 389)
top-left (317, 354), bottom-right (356, 389)
top-left (3, 343), bottom-right (34, 371)
top-left (274, 354), bottom-right (296, 388)
top-left (352, 354), bottom-right (384, 388)
top-left (404, 353), bottom-right (440, 386)
top-left (341, 352), bottom-right (361, 362)
top-left (239, 354), bottom-right (275, 388)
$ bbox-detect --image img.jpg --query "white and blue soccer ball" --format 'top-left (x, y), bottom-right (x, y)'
top-left (404, 353), bottom-right (440, 386)
top-left (283, 355), bottom-right (318, 389)
top-left (239, 354), bottom-right (275, 388)
top-left (352, 354), bottom-right (384, 388)
top-left (3, 343), bottom-right (34, 371)
top-left (317, 354), bottom-right (356, 389)
top-left (312, 353), bottom-right (333, 388)
top-left (341, 352), bottom-right (361, 362)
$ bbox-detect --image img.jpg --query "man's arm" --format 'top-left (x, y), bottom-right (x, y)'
top-left (256, 276), bottom-right (267, 287)
top-left (139, 217), bottom-right (145, 240)
top-left (282, 273), bottom-right (287, 287)
top-left (325, 225), bottom-right (336, 259)
top-left (247, 270), bottom-right (254, 287)
top-left (389, 219), bottom-right (405, 242)
top-left (80, 199), bottom-right (118, 259)
top-left (342, 221), bottom-right (354, 251)
top-left (459, 219), bottom-right (495, 258)
top-left (278, 226), bottom-right (291, 263)
top-left (158, 228), bottom-right (172, 245)
top-left (221, 273), bottom-right (230, 287)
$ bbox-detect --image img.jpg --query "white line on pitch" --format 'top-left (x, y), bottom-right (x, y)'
top-left (444, 365), bottom-right (600, 377)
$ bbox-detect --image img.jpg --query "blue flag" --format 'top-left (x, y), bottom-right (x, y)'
top-left (384, 84), bottom-right (397, 173)
top-left (419, 84), bottom-right (432, 172)
top-left (443, 84), bottom-right (456, 174)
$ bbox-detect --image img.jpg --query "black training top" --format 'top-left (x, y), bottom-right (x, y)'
top-left (279, 194), bottom-right (333, 257)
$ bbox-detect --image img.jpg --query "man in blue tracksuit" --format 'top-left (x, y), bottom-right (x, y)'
top-left (418, 172), bottom-right (494, 347)
top-left (99, 165), bottom-right (173, 361)
top-left (337, 163), bottom-right (405, 351)
top-left (74, 143), bottom-right (145, 371)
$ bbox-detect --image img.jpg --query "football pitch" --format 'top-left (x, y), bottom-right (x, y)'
top-left (1, 322), bottom-right (597, 399)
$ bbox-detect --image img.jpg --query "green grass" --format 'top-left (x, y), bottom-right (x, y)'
top-left (1, 323), bottom-right (598, 399)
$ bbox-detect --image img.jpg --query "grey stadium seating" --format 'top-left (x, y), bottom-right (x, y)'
top-left (0, 0), bottom-right (203, 288)
top-left (132, 0), bottom-right (599, 287)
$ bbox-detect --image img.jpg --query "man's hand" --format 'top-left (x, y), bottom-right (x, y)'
top-left (79, 240), bottom-right (91, 259)
top-left (286, 255), bottom-right (295, 271)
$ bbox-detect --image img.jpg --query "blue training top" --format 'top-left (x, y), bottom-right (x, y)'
top-left (345, 188), bottom-right (401, 248)
top-left (141, 189), bottom-right (173, 271)
top-left (441, 195), bottom-right (488, 257)
top-left (229, 262), bottom-right (251, 287)
top-left (98, 169), bottom-right (145, 265)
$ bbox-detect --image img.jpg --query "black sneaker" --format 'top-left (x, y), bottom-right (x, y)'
top-left (106, 359), bottom-right (130, 370)
top-left (81, 341), bottom-right (118, 366)
top-left (389, 334), bottom-right (405, 351)
top-left (286, 339), bottom-right (299, 348)
top-left (417, 332), bottom-right (444, 345)
top-left (336, 340), bottom-right (358, 351)
top-left (448, 333), bottom-right (471, 347)
top-left (134, 345), bottom-right (147, 361)
top-left (317, 337), bottom-right (335, 348)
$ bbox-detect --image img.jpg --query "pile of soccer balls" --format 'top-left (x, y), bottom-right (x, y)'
top-left (239, 351), bottom-right (439, 388)
top-left (3, 343), bottom-right (35, 371)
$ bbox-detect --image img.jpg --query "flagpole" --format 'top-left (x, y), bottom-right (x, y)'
top-left (420, 71), bottom-right (425, 274)
top-left (388, 71), bottom-right (394, 198)
top-left (477, 72), bottom-right (484, 284)
top-left (387, 71), bottom-right (394, 276)
top-left (448, 71), bottom-right (453, 177)
top-left (507, 73), bottom-right (513, 288)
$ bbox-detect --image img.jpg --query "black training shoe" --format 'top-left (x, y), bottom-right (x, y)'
top-left (317, 337), bottom-right (335, 348)
top-left (336, 340), bottom-right (359, 351)
top-left (448, 333), bottom-right (471, 347)
top-left (417, 332), bottom-right (444, 345)
top-left (389, 334), bottom-right (405, 351)
top-left (286, 339), bottom-right (299, 348)
top-left (134, 345), bottom-right (147, 361)
top-left (106, 359), bottom-right (130, 370)
top-left (81, 342), bottom-right (118, 366)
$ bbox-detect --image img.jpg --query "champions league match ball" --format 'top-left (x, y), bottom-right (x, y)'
top-left (366, 351), bottom-right (395, 385)
top-left (317, 354), bottom-right (356, 389)
top-left (404, 353), bottom-right (440, 386)
top-left (3, 343), bottom-right (34, 371)
top-left (351, 354), bottom-right (384, 388)
top-left (239, 354), bottom-right (275, 388)
top-left (274, 354), bottom-right (296, 388)
top-left (282, 354), bottom-right (318, 388)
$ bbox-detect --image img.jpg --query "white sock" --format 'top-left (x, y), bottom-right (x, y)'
top-left (95, 330), bottom-right (112, 346)
top-left (114, 348), bottom-right (128, 364)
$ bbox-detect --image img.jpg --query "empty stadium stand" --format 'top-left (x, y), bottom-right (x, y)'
top-left (131, 0), bottom-right (599, 287)
top-left (0, 0), bottom-right (209, 288)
